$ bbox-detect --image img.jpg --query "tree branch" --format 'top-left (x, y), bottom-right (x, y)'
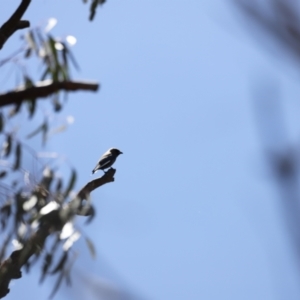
top-left (0, 0), bottom-right (31, 50)
top-left (0, 79), bottom-right (100, 108)
top-left (0, 169), bottom-right (115, 298)
top-left (75, 168), bottom-right (116, 216)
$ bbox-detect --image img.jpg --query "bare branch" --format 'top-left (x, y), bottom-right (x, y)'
top-left (0, 80), bottom-right (100, 108)
top-left (0, 0), bottom-right (31, 50)
top-left (76, 168), bottom-right (115, 201)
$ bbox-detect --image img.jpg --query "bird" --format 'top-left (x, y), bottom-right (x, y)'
top-left (92, 148), bottom-right (123, 174)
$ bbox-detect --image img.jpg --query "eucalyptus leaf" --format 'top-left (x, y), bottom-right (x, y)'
top-left (13, 143), bottom-right (21, 170)
top-left (0, 171), bottom-right (7, 178)
top-left (2, 134), bottom-right (12, 157)
top-left (27, 99), bottom-right (36, 119)
top-left (26, 124), bottom-right (44, 139)
top-left (40, 253), bottom-right (53, 283)
top-left (50, 251), bottom-right (68, 275)
top-left (85, 236), bottom-right (96, 259)
top-left (63, 169), bottom-right (76, 198)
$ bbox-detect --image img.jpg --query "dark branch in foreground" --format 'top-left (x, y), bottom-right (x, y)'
top-left (0, 0), bottom-right (31, 50)
top-left (0, 80), bottom-right (99, 108)
top-left (0, 169), bottom-right (116, 298)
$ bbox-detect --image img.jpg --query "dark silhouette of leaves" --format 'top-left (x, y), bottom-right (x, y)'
top-left (13, 143), bottom-right (21, 170)
top-left (50, 251), bottom-right (68, 275)
top-left (63, 169), bottom-right (76, 198)
top-left (39, 253), bottom-right (53, 283)
top-left (2, 134), bottom-right (12, 157)
top-left (0, 113), bottom-right (4, 132)
top-left (85, 236), bottom-right (96, 259)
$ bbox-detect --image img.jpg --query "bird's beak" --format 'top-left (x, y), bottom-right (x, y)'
top-left (120, 152), bottom-right (123, 154)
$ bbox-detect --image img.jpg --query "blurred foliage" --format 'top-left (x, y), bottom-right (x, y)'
top-left (0, 19), bottom-right (96, 298)
top-left (83, 0), bottom-right (107, 21)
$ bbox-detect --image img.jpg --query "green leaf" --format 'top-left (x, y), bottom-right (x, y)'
top-left (64, 44), bottom-right (80, 71)
top-left (85, 236), bottom-right (96, 259)
top-left (48, 35), bottom-right (60, 81)
top-left (63, 169), bottom-right (76, 198)
top-left (13, 143), bottom-right (21, 170)
top-left (48, 36), bottom-right (59, 64)
top-left (24, 76), bottom-right (33, 88)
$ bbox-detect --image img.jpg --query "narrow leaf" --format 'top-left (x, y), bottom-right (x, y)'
top-left (56, 178), bottom-right (62, 192)
top-left (8, 103), bottom-right (22, 117)
top-left (13, 143), bottom-right (21, 170)
top-left (24, 76), bottom-right (34, 88)
top-left (25, 30), bottom-right (37, 53)
top-left (2, 135), bottom-right (12, 157)
top-left (26, 124), bottom-right (44, 139)
top-left (27, 99), bottom-right (36, 118)
top-left (42, 120), bottom-right (48, 146)
top-left (89, 0), bottom-right (106, 21)
top-left (49, 271), bottom-right (64, 299)
top-left (52, 97), bottom-right (62, 112)
top-left (40, 67), bottom-right (50, 81)
top-left (64, 44), bottom-right (80, 71)
top-left (85, 236), bottom-right (96, 259)
top-left (0, 171), bottom-right (7, 178)
top-left (40, 253), bottom-right (53, 283)
top-left (24, 47), bottom-right (31, 58)
top-left (63, 169), bottom-right (76, 198)
top-left (85, 205), bottom-right (95, 224)
top-left (50, 251), bottom-right (68, 274)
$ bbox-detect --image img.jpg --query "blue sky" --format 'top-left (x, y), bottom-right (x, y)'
top-left (2, 1), bottom-right (300, 299)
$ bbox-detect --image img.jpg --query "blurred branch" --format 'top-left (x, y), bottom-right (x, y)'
top-left (0, 169), bottom-right (116, 298)
top-left (0, 0), bottom-right (31, 50)
top-left (0, 80), bottom-right (99, 108)
top-left (233, 0), bottom-right (300, 61)
top-left (76, 168), bottom-right (115, 202)
top-left (75, 168), bottom-right (116, 216)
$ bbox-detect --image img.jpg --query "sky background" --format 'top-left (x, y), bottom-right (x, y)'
top-left (2, 0), bottom-right (300, 299)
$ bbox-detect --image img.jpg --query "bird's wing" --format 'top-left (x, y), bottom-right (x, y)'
top-left (98, 155), bottom-right (113, 168)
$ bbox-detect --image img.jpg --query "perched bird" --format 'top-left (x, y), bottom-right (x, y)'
top-left (92, 148), bottom-right (123, 174)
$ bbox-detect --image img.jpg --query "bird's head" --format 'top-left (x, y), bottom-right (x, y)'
top-left (109, 148), bottom-right (123, 156)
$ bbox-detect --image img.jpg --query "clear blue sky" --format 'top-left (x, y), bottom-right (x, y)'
top-left (1, 1), bottom-right (300, 299)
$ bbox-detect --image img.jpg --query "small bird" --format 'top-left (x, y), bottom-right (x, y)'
top-left (92, 148), bottom-right (123, 174)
